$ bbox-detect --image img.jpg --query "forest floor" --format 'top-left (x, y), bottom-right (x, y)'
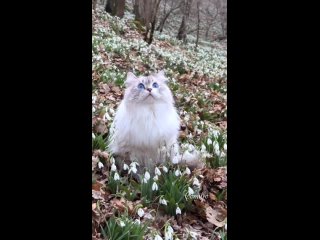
top-left (92, 8), bottom-right (227, 240)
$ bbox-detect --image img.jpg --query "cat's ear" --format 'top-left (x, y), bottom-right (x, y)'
top-left (154, 70), bottom-right (168, 83)
top-left (125, 72), bottom-right (137, 87)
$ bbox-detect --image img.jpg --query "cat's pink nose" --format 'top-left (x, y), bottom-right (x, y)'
top-left (147, 88), bottom-right (152, 92)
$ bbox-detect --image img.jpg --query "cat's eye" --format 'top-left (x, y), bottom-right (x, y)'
top-left (152, 82), bottom-right (159, 88)
top-left (138, 83), bottom-right (145, 89)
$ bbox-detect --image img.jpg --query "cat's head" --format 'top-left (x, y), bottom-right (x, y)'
top-left (123, 70), bottom-right (174, 104)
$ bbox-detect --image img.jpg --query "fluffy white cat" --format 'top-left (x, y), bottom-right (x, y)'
top-left (108, 70), bottom-right (200, 173)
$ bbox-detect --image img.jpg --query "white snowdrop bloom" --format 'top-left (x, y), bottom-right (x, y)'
top-left (154, 234), bottom-right (163, 240)
top-left (215, 148), bottom-right (220, 156)
top-left (172, 156), bottom-right (180, 164)
top-left (152, 182), bottom-right (159, 191)
top-left (134, 219), bottom-right (141, 225)
top-left (201, 144), bottom-right (206, 152)
top-left (123, 163), bottom-right (129, 170)
top-left (153, 175), bottom-right (159, 181)
top-left (129, 162), bottom-right (138, 174)
top-left (163, 166), bottom-right (168, 173)
top-left (92, 96), bottom-right (97, 104)
top-left (109, 108), bottom-right (115, 115)
top-left (144, 171), bottom-right (151, 181)
top-left (213, 141), bottom-right (219, 152)
top-left (188, 144), bottom-right (195, 152)
top-left (193, 177), bottom-right (200, 187)
top-left (119, 221), bottom-right (125, 227)
top-left (92, 106), bottom-right (96, 112)
top-left (175, 169), bottom-right (181, 176)
top-left (155, 167), bottom-right (161, 176)
top-left (212, 130), bottom-right (220, 138)
top-left (92, 133), bottom-right (96, 139)
top-left (225, 223), bottom-right (227, 230)
top-left (165, 225), bottom-right (174, 240)
top-left (130, 162), bottom-right (139, 168)
top-left (224, 143), bottom-right (227, 151)
top-left (111, 163), bottom-right (117, 172)
top-left (103, 112), bottom-right (112, 121)
top-left (98, 162), bottom-right (104, 169)
top-left (184, 167), bottom-right (191, 175)
top-left (188, 187), bottom-right (194, 195)
top-left (137, 208), bottom-right (145, 217)
top-left (207, 138), bottom-right (213, 145)
top-left (176, 206), bottom-right (182, 215)
top-left (220, 152), bottom-right (226, 158)
top-left (113, 172), bottom-right (120, 181)
top-left (159, 198), bottom-right (167, 205)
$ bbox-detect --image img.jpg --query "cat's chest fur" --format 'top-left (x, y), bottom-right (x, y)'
top-left (114, 101), bottom-right (179, 150)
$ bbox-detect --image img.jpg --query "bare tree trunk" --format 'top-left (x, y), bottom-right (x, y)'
top-left (92, 0), bottom-right (97, 11)
top-left (195, 1), bottom-right (201, 48)
top-left (144, 0), bottom-right (162, 44)
top-left (105, 0), bottom-right (125, 18)
top-left (156, 0), bottom-right (181, 33)
top-left (177, 0), bottom-right (193, 42)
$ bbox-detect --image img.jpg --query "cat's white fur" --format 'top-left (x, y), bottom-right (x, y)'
top-left (108, 70), bottom-right (200, 172)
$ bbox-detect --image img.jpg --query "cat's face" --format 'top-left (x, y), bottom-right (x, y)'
top-left (123, 71), bottom-right (173, 104)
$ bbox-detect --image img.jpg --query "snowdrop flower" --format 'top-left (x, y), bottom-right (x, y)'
top-left (103, 112), bottom-right (112, 121)
top-left (152, 182), bottom-right (159, 191)
top-left (212, 130), bottom-right (220, 138)
top-left (119, 220), bottom-right (125, 227)
top-left (129, 162), bottom-right (138, 174)
top-left (188, 187), bottom-right (194, 195)
top-left (220, 152), bottom-right (226, 158)
top-left (215, 148), bottom-right (220, 156)
top-left (143, 171), bottom-right (151, 183)
top-left (193, 177), bottom-right (200, 187)
top-left (137, 208), bottom-right (145, 217)
top-left (114, 172), bottom-right (120, 181)
top-left (92, 106), bottom-right (96, 112)
top-left (98, 162), bottom-right (104, 169)
top-left (92, 133), bottom-right (96, 139)
top-left (171, 155), bottom-right (180, 164)
top-left (123, 163), bottom-right (129, 170)
top-left (176, 206), bottom-right (182, 215)
top-left (224, 143), bottom-right (227, 151)
top-left (92, 96), bottom-right (97, 104)
top-left (153, 175), bottom-right (159, 181)
top-left (201, 144), bottom-right (206, 152)
top-left (154, 234), bottom-right (163, 240)
top-left (163, 166), bottom-right (168, 173)
top-left (159, 197), bottom-right (167, 205)
top-left (213, 141), bottom-right (219, 153)
top-left (225, 223), bottom-right (227, 230)
top-left (111, 163), bottom-right (117, 172)
top-left (175, 169), bottom-right (181, 176)
top-left (165, 225), bottom-right (174, 240)
top-left (109, 108), bottom-right (115, 115)
top-left (155, 167), bottom-right (161, 176)
top-left (134, 219), bottom-right (141, 225)
top-left (184, 167), bottom-right (191, 175)
top-left (207, 138), bottom-right (213, 145)
top-left (188, 144), bottom-right (195, 152)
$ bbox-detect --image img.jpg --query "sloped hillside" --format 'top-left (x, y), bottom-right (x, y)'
top-left (92, 8), bottom-right (227, 240)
